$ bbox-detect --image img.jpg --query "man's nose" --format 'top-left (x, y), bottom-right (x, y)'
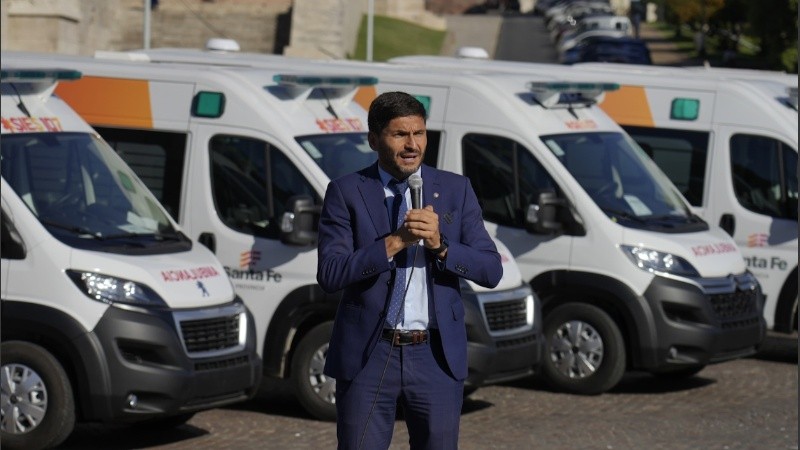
top-left (406, 134), bottom-right (421, 149)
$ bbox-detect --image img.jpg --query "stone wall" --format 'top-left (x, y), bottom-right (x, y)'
top-left (1, 0), bottom-right (121, 55)
top-left (119, 0), bottom-right (291, 52)
top-left (1, 0), bottom-right (292, 55)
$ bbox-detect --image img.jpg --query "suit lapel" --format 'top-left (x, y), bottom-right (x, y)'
top-left (357, 162), bottom-right (391, 236)
top-left (421, 165), bottom-right (441, 216)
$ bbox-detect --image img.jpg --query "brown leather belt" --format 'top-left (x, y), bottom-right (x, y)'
top-left (381, 329), bottom-right (429, 345)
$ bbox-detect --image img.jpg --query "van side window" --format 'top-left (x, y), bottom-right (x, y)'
top-left (462, 134), bottom-right (556, 228)
top-left (730, 135), bottom-right (798, 220)
top-left (210, 135), bottom-right (319, 239)
top-left (622, 126), bottom-right (709, 207)
top-left (1, 209), bottom-right (25, 260)
top-left (94, 127), bottom-right (186, 220)
top-left (423, 130), bottom-right (441, 167)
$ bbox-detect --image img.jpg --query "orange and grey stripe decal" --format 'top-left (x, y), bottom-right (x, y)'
top-left (598, 85), bottom-right (654, 128)
top-left (54, 76), bottom-right (152, 128)
top-left (354, 85), bottom-right (377, 112)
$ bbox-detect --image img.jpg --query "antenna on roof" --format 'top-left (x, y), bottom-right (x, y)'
top-left (456, 46), bottom-right (490, 59)
top-left (206, 38), bottom-right (241, 53)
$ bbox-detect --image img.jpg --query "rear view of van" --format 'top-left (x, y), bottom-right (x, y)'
top-left (1, 68), bottom-right (261, 450)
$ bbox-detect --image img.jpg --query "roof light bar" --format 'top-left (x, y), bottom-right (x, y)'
top-left (526, 81), bottom-right (620, 108)
top-left (273, 74), bottom-right (378, 88)
top-left (787, 86), bottom-right (798, 111)
top-left (0, 68), bottom-right (82, 83)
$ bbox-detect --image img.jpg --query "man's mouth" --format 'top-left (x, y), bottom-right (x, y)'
top-left (399, 153), bottom-right (418, 163)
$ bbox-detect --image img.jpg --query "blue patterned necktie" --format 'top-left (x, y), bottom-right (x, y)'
top-left (386, 179), bottom-right (408, 328)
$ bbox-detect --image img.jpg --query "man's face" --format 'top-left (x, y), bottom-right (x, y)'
top-left (370, 115), bottom-right (427, 181)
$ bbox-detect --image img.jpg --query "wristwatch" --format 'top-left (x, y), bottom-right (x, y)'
top-left (427, 234), bottom-right (448, 256)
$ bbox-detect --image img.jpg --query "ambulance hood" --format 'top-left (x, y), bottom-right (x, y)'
top-left (467, 237), bottom-right (522, 292)
top-left (621, 226), bottom-right (747, 278)
top-left (69, 244), bottom-right (236, 309)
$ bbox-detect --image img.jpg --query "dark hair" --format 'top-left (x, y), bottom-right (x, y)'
top-left (367, 91), bottom-right (427, 134)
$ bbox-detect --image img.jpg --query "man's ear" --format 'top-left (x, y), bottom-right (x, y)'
top-left (367, 131), bottom-right (378, 151)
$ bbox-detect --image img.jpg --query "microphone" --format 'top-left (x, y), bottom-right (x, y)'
top-left (409, 174), bottom-right (423, 210)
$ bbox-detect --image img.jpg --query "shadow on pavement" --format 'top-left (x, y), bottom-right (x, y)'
top-left (609, 371), bottom-right (715, 394)
top-left (223, 378), bottom-right (314, 420)
top-left (58, 423), bottom-right (208, 449)
top-left (500, 369), bottom-right (715, 396)
top-left (461, 397), bottom-right (494, 415)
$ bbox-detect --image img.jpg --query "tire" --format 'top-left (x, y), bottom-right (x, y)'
top-left (1, 341), bottom-right (76, 450)
top-left (291, 322), bottom-right (337, 421)
top-left (541, 303), bottom-right (626, 395)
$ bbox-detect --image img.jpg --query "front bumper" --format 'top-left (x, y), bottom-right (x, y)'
top-left (641, 272), bottom-right (766, 372)
top-left (86, 300), bottom-right (262, 422)
top-left (463, 283), bottom-right (543, 388)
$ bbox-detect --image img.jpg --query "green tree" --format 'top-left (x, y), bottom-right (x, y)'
top-left (746, 0), bottom-right (797, 71)
top-left (666, 0), bottom-right (725, 24)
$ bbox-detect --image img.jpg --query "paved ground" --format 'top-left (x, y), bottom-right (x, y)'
top-left (57, 334), bottom-right (797, 449)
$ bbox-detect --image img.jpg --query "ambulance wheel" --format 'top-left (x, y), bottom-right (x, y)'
top-left (291, 322), bottom-right (337, 421)
top-left (541, 303), bottom-right (626, 395)
top-left (1, 341), bottom-right (76, 450)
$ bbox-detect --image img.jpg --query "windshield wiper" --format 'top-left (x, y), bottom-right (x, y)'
top-left (99, 231), bottom-right (185, 242)
top-left (601, 208), bottom-right (648, 224)
top-left (40, 219), bottom-right (101, 239)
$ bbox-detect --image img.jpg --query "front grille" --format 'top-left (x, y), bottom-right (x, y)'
top-left (496, 333), bottom-right (538, 349)
top-left (195, 356), bottom-right (249, 371)
top-left (483, 298), bottom-right (528, 332)
top-left (180, 314), bottom-right (240, 353)
top-left (710, 289), bottom-right (758, 323)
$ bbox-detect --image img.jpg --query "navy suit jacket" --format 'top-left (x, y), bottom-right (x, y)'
top-left (317, 162), bottom-right (502, 382)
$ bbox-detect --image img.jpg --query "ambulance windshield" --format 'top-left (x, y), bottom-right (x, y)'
top-left (1, 132), bottom-right (189, 252)
top-left (296, 133), bottom-right (375, 180)
top-left (542, 131), bottom-right (708, 232)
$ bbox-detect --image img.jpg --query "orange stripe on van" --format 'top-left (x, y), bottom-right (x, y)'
top-left (354, 86), bottom-right (377, 112)
top-left (54, 77), bottom-right (152, 128)
top-left (598, 85), bottom-right (654, 127)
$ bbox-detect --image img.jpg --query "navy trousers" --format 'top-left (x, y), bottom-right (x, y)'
top-left (335, 332), bottom-right (463, 450)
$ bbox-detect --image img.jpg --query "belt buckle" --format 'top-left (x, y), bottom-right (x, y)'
top-left (388, 329), bottom-right (427, 345)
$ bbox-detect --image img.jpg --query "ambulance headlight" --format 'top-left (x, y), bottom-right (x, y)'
top-left (620, 245), bottom-right (699, 277)
top-left (67, 270), bottom-right (167, 307)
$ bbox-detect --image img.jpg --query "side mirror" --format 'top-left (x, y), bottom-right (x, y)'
top-left (280, 195), bottom-right (321, 246)
top-left (525, 191), bottom-right (564, 234)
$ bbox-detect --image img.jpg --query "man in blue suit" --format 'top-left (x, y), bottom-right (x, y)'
top-left (317, 91), bottom-right (502, 450)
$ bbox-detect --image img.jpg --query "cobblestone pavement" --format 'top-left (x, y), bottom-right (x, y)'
top-left (58, 335), bottom-right (797, 450)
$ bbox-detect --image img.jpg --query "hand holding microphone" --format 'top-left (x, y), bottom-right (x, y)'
top-left (409, 174), bottom-right (423, 210)
top-left (402, 174), bottom-right (442, 251)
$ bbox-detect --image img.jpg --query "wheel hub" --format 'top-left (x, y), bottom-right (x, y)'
top-left (307, 343), bottom-right (336, 404)
top-left (549, 320), bottom-right (604, 379)
top-left (1, 363), bottom-right (48, 434)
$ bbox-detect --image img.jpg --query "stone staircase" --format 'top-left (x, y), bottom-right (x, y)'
top-left (116, 0), bottom-right (291, 53)
top-left (2, 0), bottom-right (448, 58)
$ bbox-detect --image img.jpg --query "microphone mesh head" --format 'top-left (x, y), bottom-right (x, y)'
top-left (408, 174), bottom-right (423, 189)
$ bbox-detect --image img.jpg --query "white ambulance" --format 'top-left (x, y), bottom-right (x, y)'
top-left (87, 49), bottom-right (767, 395)
top-left (391, 56), bottom-right (799, 337)
top-left (0, 68), bottom-right (261, 450)
top-left (1, 51), bottom-right (542, 420)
